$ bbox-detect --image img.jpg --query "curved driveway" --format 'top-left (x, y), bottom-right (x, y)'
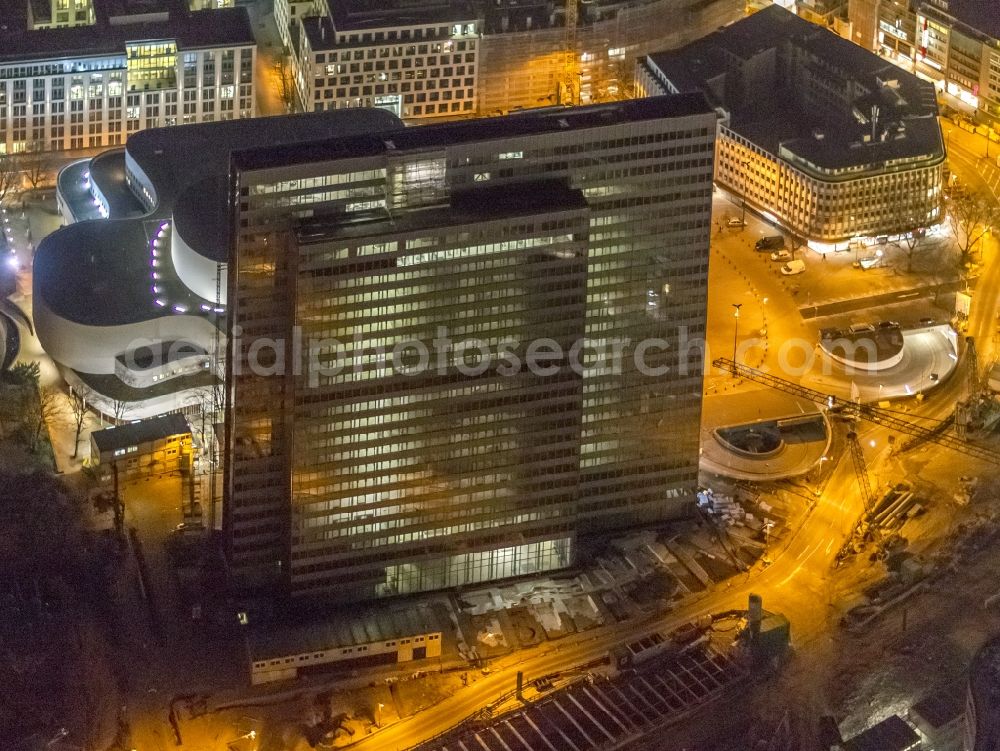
top-left (803, 328), bottom-right (958, 401)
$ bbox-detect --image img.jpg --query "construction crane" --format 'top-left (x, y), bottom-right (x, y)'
top-left (956, 336), bottom-right (1000, 439)
top-left (712, 357), bottom-right (1000, 466)
top-left (968, 336), bottom-right (982, 395)
top-left (846, 431), bottom-right (876, 517)
top-left (956, 336), bottom-right (979, 439)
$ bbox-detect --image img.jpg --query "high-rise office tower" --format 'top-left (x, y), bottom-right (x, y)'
top-left (224, 95), bottom-right (716, 601)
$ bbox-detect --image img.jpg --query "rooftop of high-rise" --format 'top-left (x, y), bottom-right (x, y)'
top-left (231, 93), bottom-right (714, 172)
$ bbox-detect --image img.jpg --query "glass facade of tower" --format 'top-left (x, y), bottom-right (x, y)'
top-left (225, 96), bottom-right (716, 601)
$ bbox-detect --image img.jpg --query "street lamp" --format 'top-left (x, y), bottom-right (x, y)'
top-left (731, 303), bottom-right (742, 371)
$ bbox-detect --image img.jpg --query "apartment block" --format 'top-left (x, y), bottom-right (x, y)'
top-left (849, 0), bottom-right (1000, 126)
top-left (641, 5), bottom-right (945, 245)
top-left (224, 95), bottom-right (716, 601)
top-left (291, 0), bottom-right (481, 120)
top-left (275, 0), bottom-right (329, 53)
top-left (0, 3), bottom-right (255, 154)
top-left (276, 0), bottom-right (742, 122)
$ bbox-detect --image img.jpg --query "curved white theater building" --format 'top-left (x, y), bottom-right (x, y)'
top-left (37, 108), bottom-right (403, 419)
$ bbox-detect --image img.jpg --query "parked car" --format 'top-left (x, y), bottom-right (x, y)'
top-left (756, 235), bottom-right (784, 251)
top-left (848, 323), bottom-right (876, 335)
top-left (770, 249), bottom-right (792, 262)
top-left (780, 260), bottom-right (805, 275)
top-left (854, 254), bottom-right (881, 270)
top-left (877, 320), bottom-right (900, 330)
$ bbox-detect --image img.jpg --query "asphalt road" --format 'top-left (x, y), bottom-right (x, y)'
top-left (800, 280), bottom-right (966, 319)
top-left (353, 451), bottom-right (862, 751)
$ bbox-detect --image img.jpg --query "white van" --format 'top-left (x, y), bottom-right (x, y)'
top-left (780, 260), bottom-right (805, 275)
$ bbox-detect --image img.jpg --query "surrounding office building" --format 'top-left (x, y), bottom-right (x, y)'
top-left (187, 0), bottom-right (233, 10)
top-left (795, 0), bottom-right (848, 27)
top-left (275, 0), bottom-right (329, 53)
top-left (90, 412), bottom-right (193, 481)
top-left (27, 0), bottom-right (96, 30)
top-left (292, 0), bottom-right (481, 120)
top-left (476, 0), bottom-right (744, 112)
top-left (26, 0), bottom-right (234, 30)
top-left (224, 94), bottom-right (716, 601)
top-left (248, 604), bottom-right (442, 684)
top-left (275, 0), bottom-right (742, 121)
top-left (0, 1), bottom-right (255, 154)
top-left (639, 4), bottom-right (945, 246)
top-left (841, 715), bottom-right (922, 751)
top-left (848, 0), bottom-right (1000, 126)
top-left (966, 636), bottom-right (1000, 750)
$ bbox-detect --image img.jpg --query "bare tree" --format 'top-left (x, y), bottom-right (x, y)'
top-left (68, 385), bottom-right (94, 459)
top-left (900, 230), bottom-right (924, 273)
top-left (109, 397), bottom-right (131, 425)
top-left (949, 189), bottom-right (999, 267)
top-left (24, 384), bottom-right (65, 453)
top-left (0, 153), bottom-right (20, 208)
top-left (20, 142), bottom-right (54, 192)
top-left (273, 54), bottom-right (297, 112)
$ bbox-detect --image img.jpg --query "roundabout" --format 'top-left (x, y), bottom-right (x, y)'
top-left (801, 322), bottom-right (959, 402)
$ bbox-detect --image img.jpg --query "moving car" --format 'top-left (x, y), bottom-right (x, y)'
top-left (770, 249), bottom-right (792, 262)
top-left (727, 217), bottom-right (744, 228)
top-left (780, 260), bottom-right (805, 275)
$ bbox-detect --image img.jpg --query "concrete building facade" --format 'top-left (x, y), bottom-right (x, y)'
top-left (0, 5), bottom-right (255, 154)
top-left (848, 0), bottom-right (1000, 127)
top-left (640, 5), bottom-right (945, 246)
top-left (248, 604), bottom-right (443, 684)
top-left (965, 636), bottom-right (1000, 751)
top-left (90, 411), bottom-right (193, 481)
top-left (293, 1), bottom-right (481, 120)
top-left (275, 0), bottom-right (743, 122)
top-left (224, 95), bottom-right (716, 602)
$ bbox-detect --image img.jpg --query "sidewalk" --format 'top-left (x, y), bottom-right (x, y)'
top-left (5, 192), bottom-right (108, 474)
